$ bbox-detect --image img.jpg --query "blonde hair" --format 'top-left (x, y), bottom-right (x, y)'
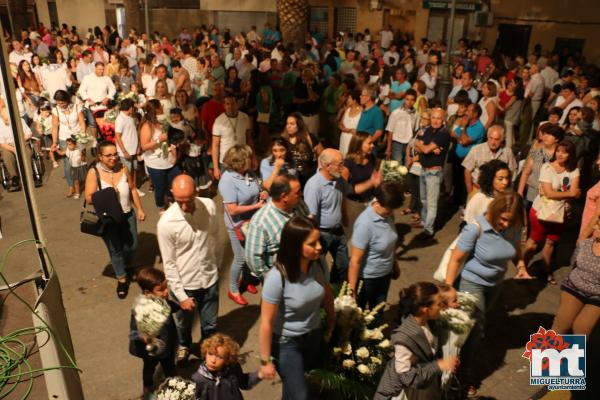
top-left (486, 191), bottom-right (525, 230)
top-left (222, 144), bottom-right (253, 172)
top-left (200, 333), bottom-right (240, 366)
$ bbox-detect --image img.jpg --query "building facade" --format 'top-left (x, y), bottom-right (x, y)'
top-left (21, 0), bottom-right (600, 63)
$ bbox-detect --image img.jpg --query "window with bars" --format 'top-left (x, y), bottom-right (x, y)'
top-left (309, 7), bottom-right (328, 37)
top-left (335, 7), bottom-right (357, 34)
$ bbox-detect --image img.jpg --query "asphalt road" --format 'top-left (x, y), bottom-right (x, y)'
top-left (0, 160), bottom-right (588, 400)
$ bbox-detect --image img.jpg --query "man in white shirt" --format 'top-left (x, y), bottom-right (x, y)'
top-left (556, 82), bottom-right (583, 125)
top-left (538, 57), bottom-right (559, 92)
top-left (157, 174), bottom-right (220, 364)
top-left (144, 65), bottom-right (176, 97)
top-left (212, 94), bottom-right (253, 180)
top-left (39, 61), bottom-right (72, 100)
top-left (386, 89), bottom-right (417, 164)
top-left (383, 44), bottom-right (400, 66)
top-left (8, 41), bottom-right (32, 66)
top-left (77, 62), bottom-right (116, 138)
top-left (379, 25), bottom-right (394, 51)
top-left (76, 50), bottom-right (95, 83)
top-left (119, 38), bottom-right (137, 73)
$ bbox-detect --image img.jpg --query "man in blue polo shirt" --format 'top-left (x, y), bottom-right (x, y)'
top-left (448, 71), bottom-right (479, 105)
top-left (303, 148), bottom-right (353, 283)
top-left (451, 103), bottom-right (485, 206)
top-left (357, 84), bottom-right (385, 143)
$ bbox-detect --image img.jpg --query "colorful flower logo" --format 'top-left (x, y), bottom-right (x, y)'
top-left (523, 327), bottom-right (570, 371)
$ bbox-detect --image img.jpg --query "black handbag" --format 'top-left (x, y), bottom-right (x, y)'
top-left (80, 166), bottom-right (104, 236)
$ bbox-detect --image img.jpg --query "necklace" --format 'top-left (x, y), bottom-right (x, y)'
top-left (226, 113), bottom-right (239, 141)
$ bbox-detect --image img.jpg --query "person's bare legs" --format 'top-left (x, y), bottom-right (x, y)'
top-left (552, 291), bottom-right (584, 334)
top-left (572, 304), bottom-right (600, 336)
top-left (541, 239), bottom-right (556, 284)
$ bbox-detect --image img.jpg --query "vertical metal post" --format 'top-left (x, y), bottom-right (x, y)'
top-left (437, 0), bottom-right (457, 107)
top-left (0, 23), bottom-right (50, 280)
top-left (6, 1), bottom-right (15, 36)
top-left (144, 0), bottom-right (151, 54)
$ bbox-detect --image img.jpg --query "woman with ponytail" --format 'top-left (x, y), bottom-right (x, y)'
top-left (374, 282), bottom-right (458, 400)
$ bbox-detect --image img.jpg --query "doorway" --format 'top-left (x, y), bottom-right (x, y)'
top-left (495, 24), bottom-right (531, 58)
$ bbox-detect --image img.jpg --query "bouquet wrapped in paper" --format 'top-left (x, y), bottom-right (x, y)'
top-left (133, 295), bottom-right (171, 356)
top-left (379, 160), bottom-right (409, 183)
top-left (156, 377), bottom-right (196, 400)
top-left (438, 291), bottom-right (477, 387)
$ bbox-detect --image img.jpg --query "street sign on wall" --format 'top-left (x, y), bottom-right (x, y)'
top-left (422, 0), bottom-right (482, 11)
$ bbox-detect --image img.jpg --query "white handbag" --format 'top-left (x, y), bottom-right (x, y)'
top-left (536, 196), bottom-right (565, 224)
top-left (433, 221), bottom-right (481, 282)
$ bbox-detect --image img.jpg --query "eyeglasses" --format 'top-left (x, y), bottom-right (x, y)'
top-left (101, 153), bottom-right (118, 158)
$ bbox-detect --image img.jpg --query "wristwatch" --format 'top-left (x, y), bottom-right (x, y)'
top-left (260, 356), bottom-right (273, 366)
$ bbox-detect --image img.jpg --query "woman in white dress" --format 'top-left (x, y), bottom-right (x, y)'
top-left (478, 81), bottom-right (498, 130)
top-left (338, 90), bottom-right (362, 157)
top-left (51, 89), bottom-right (86, 196)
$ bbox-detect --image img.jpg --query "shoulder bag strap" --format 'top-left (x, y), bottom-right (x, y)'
top-left (83, 165), bottom-right (102, 208)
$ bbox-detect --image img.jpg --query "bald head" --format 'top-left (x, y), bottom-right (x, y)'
top-left (172, 174), bottom-right (196, 213)
top-left (319, 148), bottom-right (344, 179)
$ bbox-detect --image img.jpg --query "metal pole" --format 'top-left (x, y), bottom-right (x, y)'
top-left (0, 23), bottom-right (51, 280)
top-left (144, 0), bottom-right (151, 54)
top-left (437, 0), bottom-right (457, 108)
top-left (6, 1), bottom-right (15, 37)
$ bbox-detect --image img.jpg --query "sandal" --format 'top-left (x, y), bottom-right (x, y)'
top-left (400, 208), bottom-right (413, 215)
top-left (116, 280), bottom-right (129, 299)
top-left (547, 274), bottom-right (557, 285)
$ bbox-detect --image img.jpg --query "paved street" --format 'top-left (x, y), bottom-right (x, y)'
top-left (0, 163), bottom-right (593, 400)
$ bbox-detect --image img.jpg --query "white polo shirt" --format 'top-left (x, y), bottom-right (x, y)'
top-left (115, 112), bottom-right (138, 156)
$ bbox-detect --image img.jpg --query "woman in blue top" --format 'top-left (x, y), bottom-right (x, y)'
top-left (260, 138), bottom-right (296, 191)
top-left (348, 182), bottom-right (404, 320)
top-left (259, 216), bottom-right (335, 400)
top-left (444, 192), bottom-right (532, 396)
top-left (218, 145), bottom-right (266, 306)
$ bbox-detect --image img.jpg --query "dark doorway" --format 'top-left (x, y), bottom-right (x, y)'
top-left (494, 23), bottom-right (531, 58)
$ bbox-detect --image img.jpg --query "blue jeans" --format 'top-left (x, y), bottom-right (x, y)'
top-left (58, 139), bottom-right (73, 187)
top-left (419, 169), bottom-right (443, 235)
top-left (358, 274), bottom-right (392, 325)
top-left (83, 107), bottom-right (97, 128)
top-left (227, 228), bottom-right (247, 293)
top-left (272, 329), bottom-right (322, 400)
top-left (147, 165), bottom-right (180, 209)
top-left (173, 281), bottom-right (219, 348)
top-left (320, 228), bottom-right (349, 283)
top-left (391, 141), bottom-right (407, 165)
top-left (456, 277), bottom-right (501, 383)
top-left (101, 211), bottom-right (138, 279)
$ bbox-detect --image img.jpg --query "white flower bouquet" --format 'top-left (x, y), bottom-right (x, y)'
top-left (134, 294), bottom-right (171, 337)
top-left (380, 160), bottom-right (409, 182)
top-left (155, 377), bottom-right (196, 400)
top-left (309, 281), bottom-right (391, 399)
top-left (117, 91), bottom-right (139, 104)
top-left (438, 291), bottom-right (477, 388)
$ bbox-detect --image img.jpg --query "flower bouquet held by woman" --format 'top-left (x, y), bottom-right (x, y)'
top-left (308, 281), bottom-right (390, 400)
top-left (379, 160), bottom-right (408, 183)
top-left (155, 377), bottom-right (196, 400)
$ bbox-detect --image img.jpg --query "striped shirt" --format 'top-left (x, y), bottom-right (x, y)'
top-left (245, 199), bottom-right (307, 276)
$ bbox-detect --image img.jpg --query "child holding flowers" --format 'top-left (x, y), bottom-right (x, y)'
top-left (129, 267), bottom-right (178, 400)
top-left (192, 333), bottom-right (263, 400)
top-left (374, 282), bottom-right (458, 400)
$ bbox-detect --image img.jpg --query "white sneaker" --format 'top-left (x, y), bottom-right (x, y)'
top-left (136, 189), bottom-right (146, 197)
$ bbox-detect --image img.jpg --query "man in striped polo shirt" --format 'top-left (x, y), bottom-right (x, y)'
top-left (245, 174), bottom-right (304, 277)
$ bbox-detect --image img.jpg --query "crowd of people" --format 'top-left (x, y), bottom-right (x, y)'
top-left (1, 19), bottom-right (599, 400)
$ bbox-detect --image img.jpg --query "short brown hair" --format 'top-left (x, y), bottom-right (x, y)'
top-left (136, 267), bottom-right (165, 292)
top-left (486, 191), bottom-right (525, 230)
top-left (222, 144), bottom-right (253, 172)
top-left (200, 333), bottom-right (240, 365)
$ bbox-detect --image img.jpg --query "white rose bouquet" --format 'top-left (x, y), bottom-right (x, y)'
top-left (437, 291), bottom-right (477, 388)
top-left (156, 377), bottom-right (196, 400)
top-left (380, 160), bottom-right (409, 183)
top-left (308, 281), bottom-right (391, 399)
top-left (133, 295), bottom-right (171, 356)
